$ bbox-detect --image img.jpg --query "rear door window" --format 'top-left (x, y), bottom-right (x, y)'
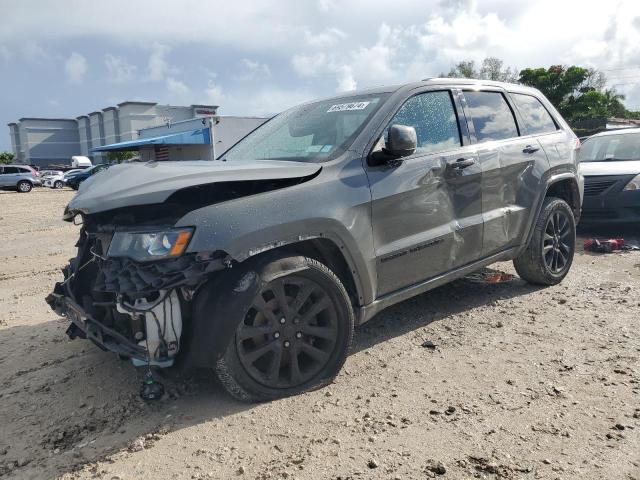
top-left (511, 93), bottom-right (558, 134)
top-left (385, 90), bottom-right (461, 155)
top-left (464, 91), bottom-right (519, 142)
top-left (3, 167), bottom-right (19, 174)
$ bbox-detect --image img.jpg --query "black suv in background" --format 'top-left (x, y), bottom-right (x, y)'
top-left (48, 78), bottom-right (583, 402)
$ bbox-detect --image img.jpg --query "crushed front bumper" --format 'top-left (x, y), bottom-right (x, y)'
top-left (47, 292), bottom-right (148, 361)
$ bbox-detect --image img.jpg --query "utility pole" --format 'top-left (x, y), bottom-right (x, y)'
top-left (209, 116), bottom-right (218, 161)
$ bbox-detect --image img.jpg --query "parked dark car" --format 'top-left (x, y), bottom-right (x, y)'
top-left (0, 164), bottom-right (42, 192)
top-left (579, 128), bottom-right (640, 224)
top-left (47, 78), bottom-right (583, 402)
top-left (64, 163), bottom-right (110, 190)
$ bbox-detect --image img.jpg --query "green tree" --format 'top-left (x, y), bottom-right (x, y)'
top-left (518, 65), bottom-right (631, 122)
top-left (0, 152), bottom-right (15, 164)
top-left (518, 65), bottom-right (589, 107)
top-left (106, 150), bottom-right (138, 163)
top-left (445, 57), bottom-right (518, 82)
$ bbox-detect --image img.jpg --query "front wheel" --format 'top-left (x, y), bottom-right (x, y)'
top-left (17, 181), bottom-right (32, 193)
top-left (211, 255), bottom-right (354, 402)
top-left (514, 197), bottom-right (576, 285)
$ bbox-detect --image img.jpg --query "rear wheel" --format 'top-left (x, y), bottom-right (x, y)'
top-left (54, 180), bottom-right (63, 189)
top-left (214, 255), bottom-right (354, 402)
top-left (17, 181), bottom-right (32, 193)
top-left (514, 197), bottom-right (575, 285)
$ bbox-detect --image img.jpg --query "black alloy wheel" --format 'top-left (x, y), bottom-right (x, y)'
top-left (514, 197), bottom-right (576, 285)
top-left (236, 275), bottom-right (339, 389)
top-left (208, 255), bottom-right (354, 402)
top-left (543, 210), bottom-right (572, 274)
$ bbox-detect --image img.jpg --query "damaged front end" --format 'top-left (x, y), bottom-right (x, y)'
top-left (46, 213), bottom-right (226, 368)
top-left (47, 159), bottom-right (322, 370)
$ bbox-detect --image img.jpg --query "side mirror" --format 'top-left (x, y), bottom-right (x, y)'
top-left (384, 124), bottom-right (417, 159)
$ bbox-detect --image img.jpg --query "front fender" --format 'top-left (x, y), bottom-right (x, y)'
top-left (174, 157), bottom-right (377, 305)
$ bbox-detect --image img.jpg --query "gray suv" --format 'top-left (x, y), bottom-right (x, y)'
top-left (0, 164), bottom-right (42, 192)
top-left (47, 79), bottom-right (583, 401)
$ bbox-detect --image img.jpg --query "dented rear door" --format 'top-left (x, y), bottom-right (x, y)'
top-left (461, 89), bottom-right (547, 256)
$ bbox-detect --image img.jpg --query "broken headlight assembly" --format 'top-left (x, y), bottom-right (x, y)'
top-left (107, 228), bottom-right (194, 262)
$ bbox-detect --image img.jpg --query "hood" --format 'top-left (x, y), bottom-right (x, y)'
top-left (581, 160), bottom-right (640, 176)
top-left (67, 160), bottom-right (321, 215)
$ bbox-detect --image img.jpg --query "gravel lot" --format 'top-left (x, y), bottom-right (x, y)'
top-left (0, 187), bottom-right (639, 480)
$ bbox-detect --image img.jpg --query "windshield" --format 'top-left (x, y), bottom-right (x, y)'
top-left (221, 93), bottom-right (388, 162)
top-left (579, 131), bottom-right (640, 162)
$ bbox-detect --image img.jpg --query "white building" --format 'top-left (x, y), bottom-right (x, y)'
top-left (8, 102), bottom-right (266, 166)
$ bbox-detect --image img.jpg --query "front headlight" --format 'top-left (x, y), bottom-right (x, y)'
top-left (623, 174), bottom-right (640, 191)
top-left (108, 228), bottom-right (194, 262)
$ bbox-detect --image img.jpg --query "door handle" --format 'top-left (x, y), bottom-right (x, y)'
top-left (447, 157), bottom-right (475, 169)
top-left (523, 144), bottom-right (540, 154)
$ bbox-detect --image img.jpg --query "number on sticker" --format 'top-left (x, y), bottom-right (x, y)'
top-left (327, 102), bottom-right (370, 112)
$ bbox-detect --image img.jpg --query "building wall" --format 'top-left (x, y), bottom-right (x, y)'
top-left (88, 112), bottom-right (105, 163)
top-left (7, 102), bottom-right (220, 166)
top-left (8, 123), bottom-right (23, 162)
top-left (77, 116), bottom-right (90, 156)
top-left (16, 118), bottom-right (80, 166)
top-left (213, 116), bottom-right (266, 157)
top-left (102, 108), bottom-right (120, 145)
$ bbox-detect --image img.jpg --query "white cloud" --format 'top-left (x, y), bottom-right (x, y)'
top-left (22, 41), bottom-right (49, 64)
top-left (335, 65), bottom-right (356, 92)
top-left (317, 0), bottom-right (337, 12)
top-left (205, 80), bottom-right (226, 104)
top-left (64, 52), bottom-right (87, 84)
top-left (147, 42), bottom-right (174, 81)
top-left (105, 54), bottom-right (137, 83)
top-left (237, 59), bottom-right (271, 81)
top-left (3, 0), bottom-right (640, 112)
top-left (166, 77), bottom-right (190, 97)
top-left (304, 27), bottom-right (346, 48)
top-left (291, 52), bottom-right (327, 77)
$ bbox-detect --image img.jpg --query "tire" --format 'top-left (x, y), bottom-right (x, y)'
top-left (17, 180), bottom-right (32, 193)
top-left (54, 180), bottom-right (63, 189)
top-left (211, 255), bottom-right (354, 402)
top-left (514, 197), bottom-right (576, 285)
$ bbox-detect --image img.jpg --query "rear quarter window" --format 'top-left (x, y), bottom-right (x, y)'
top-left (511, 93), bottom-right (558, 135)
top-left (464, 91), bottom-right (519, 142)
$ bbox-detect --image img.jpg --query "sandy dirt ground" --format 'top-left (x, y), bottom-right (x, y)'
top-left (0, 187), bottom-right (639, 480)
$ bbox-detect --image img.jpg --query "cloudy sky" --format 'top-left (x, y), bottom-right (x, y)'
top-left (1, 0), bottom-right (640, 151)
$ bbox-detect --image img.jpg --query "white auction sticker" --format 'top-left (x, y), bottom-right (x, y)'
top-left (327, 101), bottom-right (370, 112)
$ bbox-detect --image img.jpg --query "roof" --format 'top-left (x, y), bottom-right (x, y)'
top-left (304, 78), bottom-right (539, 106)
top-left (18, 117), bottom-right (76, 122)
top-left (117, 101), bottom-right (158, 107)
top-left (589, 127), bottom-right (640, 138)
top-left (91, 127), bottom-right (211, 152)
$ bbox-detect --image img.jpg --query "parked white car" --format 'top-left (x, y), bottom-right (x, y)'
top-left (42, 171), bottom-right (66, 189)
top-left (579, 128), bottom-right (640, 224)
top-left (42, 169), bottom-right (84, 189)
